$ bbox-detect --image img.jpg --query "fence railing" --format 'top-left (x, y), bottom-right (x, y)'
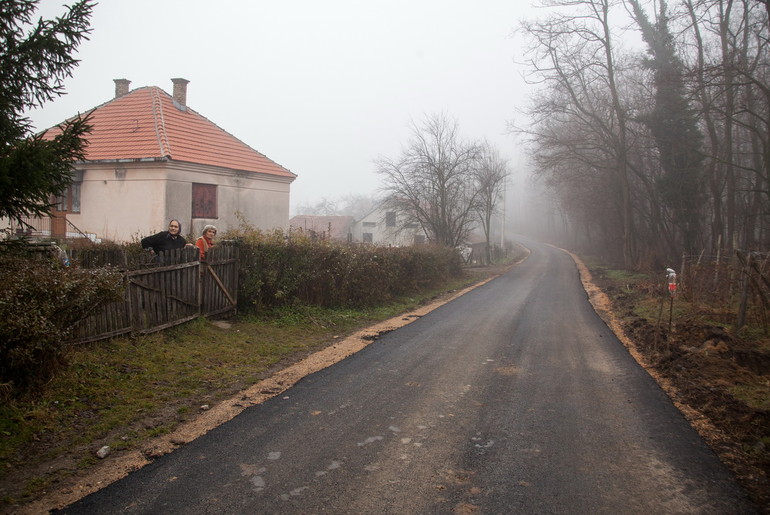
top-left (66, 245), bottom-right (238, 344)
top-left (2, 215), bottom-right (51, 238)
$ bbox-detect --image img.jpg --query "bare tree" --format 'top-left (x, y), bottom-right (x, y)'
top-left (519, 0), bottom-right (637, 265)
top-left (475, 142), bottom-right (509, 263)
top-left (517, 0), bottom-right (770, 264)
top-left (339, 193), bottom-right (379, 220)
top-left (294, 197), bottom-right (339, 216)
top-left (682, 0), bottom-right (770, 249)
top-left (376, 113), bottom-right (481, 248)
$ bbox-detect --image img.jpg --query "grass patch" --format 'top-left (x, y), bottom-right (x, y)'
top-left (604, 268), bottom-right (650, 283)
top-left (730, 382), bottom-right (770, 411)
top-left (0, 269), bottom-right (488, 505)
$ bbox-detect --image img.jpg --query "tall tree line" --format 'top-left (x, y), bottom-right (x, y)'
top-left (519, 0), bottom-right (770, 268)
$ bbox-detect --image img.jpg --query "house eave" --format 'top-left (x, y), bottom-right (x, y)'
top-left (75, 156), bottom-right (170, 165)
top-left (166, 159), bottom-right (297, 183)
top-left (75, 157), bottom-right (297, 183)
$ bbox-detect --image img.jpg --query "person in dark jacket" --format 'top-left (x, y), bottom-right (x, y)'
top-left (141, 219), bottom-right (187, 254)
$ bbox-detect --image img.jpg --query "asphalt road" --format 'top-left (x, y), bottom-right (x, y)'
top-left (57, 240), bottom-right (756, 514)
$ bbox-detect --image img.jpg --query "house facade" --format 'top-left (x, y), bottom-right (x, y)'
top-left (287, 204), bottom-right (428, 247)
top-left (350, 203), bottom-right (427, 246)
top-left (34, 78), bottom-right (296, 242)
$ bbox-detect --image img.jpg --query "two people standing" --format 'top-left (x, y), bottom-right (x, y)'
top-left (141, 220), bottom-right (217, 261)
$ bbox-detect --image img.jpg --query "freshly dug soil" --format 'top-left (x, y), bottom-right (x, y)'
top-left (576, 257), bottom-right (770, 513)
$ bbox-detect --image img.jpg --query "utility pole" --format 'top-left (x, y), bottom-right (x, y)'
top-left (500, 179), bottom-right (506, 248)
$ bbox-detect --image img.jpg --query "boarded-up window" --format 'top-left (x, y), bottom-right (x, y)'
top-left (192, 183), bottom-right (217, 219)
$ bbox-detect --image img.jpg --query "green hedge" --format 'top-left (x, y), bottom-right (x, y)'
top-left (0, 229), bottom-right (463, 396)
top-left (0, 246), bottom-right (123, 396)
top-left (227, 227), bottom-right (463, 310)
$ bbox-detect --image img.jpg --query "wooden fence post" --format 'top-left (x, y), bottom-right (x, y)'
top-left (736, 250), bottom-right (751, 331)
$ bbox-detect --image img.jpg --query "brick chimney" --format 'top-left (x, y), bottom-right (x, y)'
top-left (113, 78), bottom-right (131, 98)
top-left (171, 78), bottom-right (189, 107)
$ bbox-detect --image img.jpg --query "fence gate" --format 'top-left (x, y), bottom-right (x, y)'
top-left (201, 245), bottom-right (238, 317)
top-left (67, 245), bottom-right (238, 344)
top-left (128, 259), bottom-right (200, 333)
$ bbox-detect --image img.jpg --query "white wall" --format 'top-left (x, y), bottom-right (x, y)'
top-left (352, 205), bottom-right (426, 246)
top-left (68, 162), bottom-right (166, 242)
top-left (69, 160), bottom-right (293, 242)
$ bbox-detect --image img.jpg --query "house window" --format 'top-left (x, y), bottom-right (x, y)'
top-left (414, 235), bottom-right (426, 245)
top-left (386, 211), bottom-right (396, 227)
top-left (55, 170), bottom-right (83, 213)
top-left (363, 232), bottom-right (373, 243)
top-left (70, 182), bottom-right (81, 213)
top-left (363, 222), bottom-right (376, 227)
top-left (192, 183), bottom-right (217, 218)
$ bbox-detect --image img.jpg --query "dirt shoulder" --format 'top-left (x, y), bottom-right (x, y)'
top-left (569, 252), bottom-right (770, 513)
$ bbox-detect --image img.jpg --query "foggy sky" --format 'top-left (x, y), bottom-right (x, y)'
top-left (26, 0), bottom-right (538, 213)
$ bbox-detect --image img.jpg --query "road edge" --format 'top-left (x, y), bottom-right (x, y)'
top-left (565, 250), bottom-right (734, 462)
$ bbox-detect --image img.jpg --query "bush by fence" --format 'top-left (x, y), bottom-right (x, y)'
top-left (0, 246), bottom-right (123, 393)
top-left (0, 230), bottom-right (465, 396)
top-left (230, 227), bottom-right (463, 310)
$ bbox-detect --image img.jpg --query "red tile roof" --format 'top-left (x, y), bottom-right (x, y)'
top-left (44, 86), bottom-right (295, 179)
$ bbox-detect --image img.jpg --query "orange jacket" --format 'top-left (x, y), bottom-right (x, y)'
top-left (195, 236), bottom-right (214, 260)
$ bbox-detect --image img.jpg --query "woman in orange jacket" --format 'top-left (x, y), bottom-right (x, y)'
top-left (195, 225), bottom-right (217, 260)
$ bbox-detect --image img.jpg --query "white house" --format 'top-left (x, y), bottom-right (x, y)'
top-left (350, 202), bottom-right (427, 246)
top-left (32, 78), bottom-right (296, 242)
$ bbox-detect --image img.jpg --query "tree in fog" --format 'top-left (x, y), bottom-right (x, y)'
top-left (339, 193), bottom-right (379, 220)
top-left (0, 0), bottom-right (94, 225)
top-left (294, 197), bottom-right (339, 216)
top-left (518, 0), bottom-right (770, 263)
top-left (376, 113), bottom-right (481, 247)
top-left (627, 0), bottom-right (705, 255)
top-left (519, 0), bottom-right (635, 265)
top-left (294, 193), bottom-right (379, 220)
top-left (475, 142), bottom-right (509, 263)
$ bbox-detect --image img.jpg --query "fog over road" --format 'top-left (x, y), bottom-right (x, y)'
top-left (58, 239), bottom-right (755, 514)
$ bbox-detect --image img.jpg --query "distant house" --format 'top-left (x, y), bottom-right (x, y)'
top-left (289, 215), bottom-right (354, 242)
top-left (26, 78), bottom-right (296, 242)
top-left (350, 203), bottom-right (427, 246)
top-left (461, 231), bottom-right (489, 264)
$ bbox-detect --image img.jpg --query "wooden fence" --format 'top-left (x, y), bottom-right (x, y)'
top-left (66, 245), bottom-right (238, 344)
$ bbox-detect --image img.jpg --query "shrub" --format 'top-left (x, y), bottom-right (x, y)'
top-left (0, 246), bottom-right (123, 396)
top-left (225, 224), bottom-right (463, 311)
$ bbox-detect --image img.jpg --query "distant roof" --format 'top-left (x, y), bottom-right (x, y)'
top-left (289, 215), bottom-right (354, 240)
top-left (43, 85), bottom-right (295, 179)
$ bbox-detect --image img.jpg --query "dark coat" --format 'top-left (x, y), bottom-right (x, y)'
top-left (140, 231), bottom-right (187, 253)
